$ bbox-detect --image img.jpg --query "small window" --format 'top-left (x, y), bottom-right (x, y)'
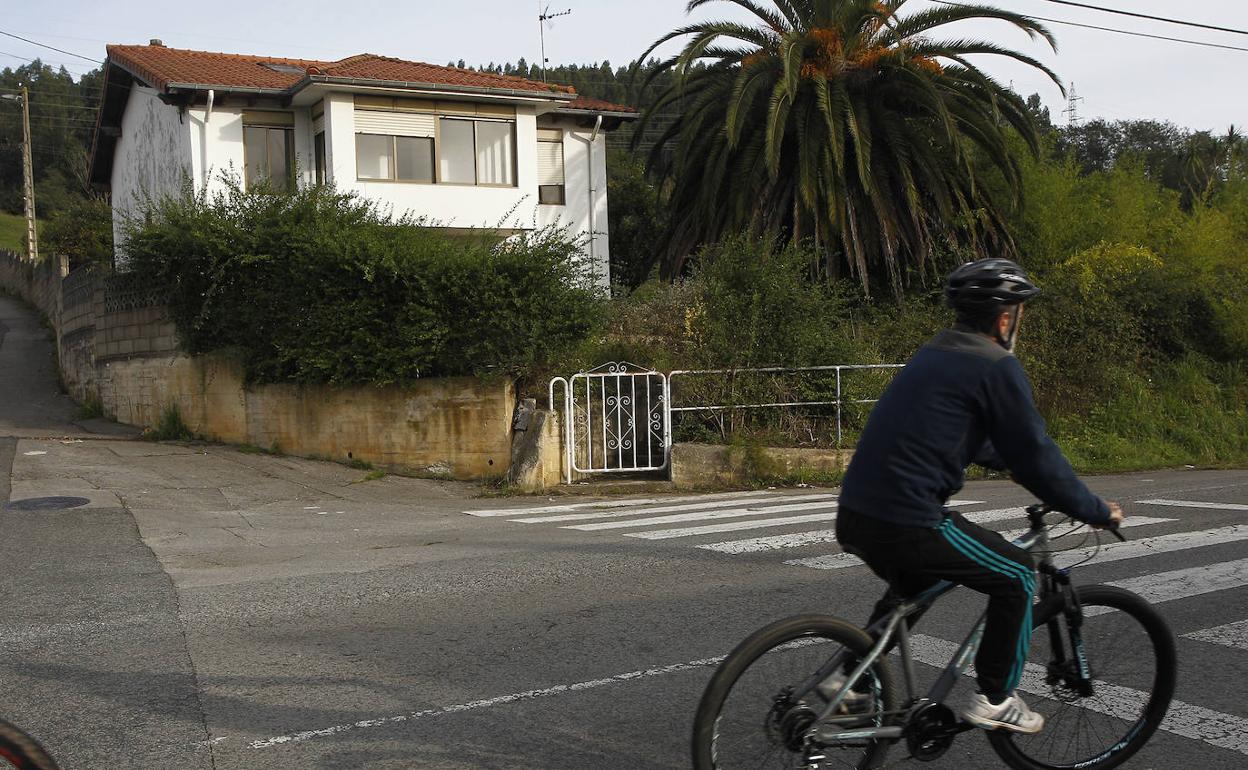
top-left (314, 132), bottom-right (326, 184)
top-left (396, 136), bottom-right (434, 182)
top-left (537, 128), bottom-right (565, 205)
top-left (539, 185), bottom-right (566, 205)
top-left (243, 124), bottom-right (294, 191)
top-left (356, 134), bottom-right (393, 180)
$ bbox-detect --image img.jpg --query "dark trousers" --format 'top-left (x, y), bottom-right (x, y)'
top-left (836, 509), bottom-right (1036, 699)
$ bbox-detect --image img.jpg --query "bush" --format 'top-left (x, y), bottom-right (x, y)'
top-left (122, 180), bottom-right (605, 386)
top-left (42, 195), bottom-right (114, 269)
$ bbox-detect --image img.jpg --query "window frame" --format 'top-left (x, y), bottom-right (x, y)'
top-left (435, 116), bottom-right (518, 189)
top-left (242, 123), bottom-right (295, 192)
top-left (536, 128), bottom-right (566, 206)
top-left (354, 133), bottom-right (436, 184)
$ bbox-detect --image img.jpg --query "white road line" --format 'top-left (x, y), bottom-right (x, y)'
top-left (788, 522), bottom-right (1245, 571)
top-left (628, 513), bottom-right (840, 540)
top-left (782, 508), bottom-right (1032, 570)
top-left (241, 653), bottom-right (728, 749)
top-left (1087, 557), bottom-right (1248, 615)
top-left (909, 634), bottom-right (1248, 756)
top-left (1053, 524), bottom-right (1248, 568)
top-left (515, 494), bottom-right (837, 524)
top-left (463, 489), bottom-right (774, 517)
top-left (1184, 619), bottom-right (1248, 652)
top-left (708, 517), bottom-right (1177, 558)
top-left (566, 499), bottom-right (839, 531)
top-left (997, 517), bottom-right (1175, 542)
top-left (699, 528), bottom-right (840, 553)
top-left (1135, 498), bottom-right (1248, 512)
top-left (546, 498), bottom-right (983, 529)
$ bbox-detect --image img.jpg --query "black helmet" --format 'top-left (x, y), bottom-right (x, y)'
top-left (944, 258), bottom-right (1040, 314)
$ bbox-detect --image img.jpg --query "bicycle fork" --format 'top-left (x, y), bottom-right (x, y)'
top-left (1040, 564), bottom-right (1095, 697)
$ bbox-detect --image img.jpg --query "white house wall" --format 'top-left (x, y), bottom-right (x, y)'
top-left (109, 86), bottom-right (192, 258)
top-left (535, 121), bottom-right (611, 290)
top-left (186, 105), bottom-right (244, 196)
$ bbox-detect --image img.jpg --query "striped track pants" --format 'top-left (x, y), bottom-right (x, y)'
top-left (836, 509), bottom-right (1036, 698)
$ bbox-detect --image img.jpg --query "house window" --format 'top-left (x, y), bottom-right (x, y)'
top-left (438, 117), bottom-right (515, 186)
top-left (242, 111), bottom-right (295, 191)
top-left (314, 132), bottom-right (326, 184)
top-left (537, 128), bottom-right (565, 205)
top-left (356, 134), bottom-right (434, 182)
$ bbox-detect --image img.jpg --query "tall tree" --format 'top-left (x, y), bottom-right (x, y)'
top-left (635, 0), bottom-right (1062, 296)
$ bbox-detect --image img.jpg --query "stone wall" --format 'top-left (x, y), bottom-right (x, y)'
top-left (0, 252), bottom-right (515, 480)
top-left (99, 352), bottom-right (513, 479)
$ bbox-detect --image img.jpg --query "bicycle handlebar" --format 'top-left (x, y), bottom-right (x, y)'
top-left (1026, 503), bottom-right (1126, 541)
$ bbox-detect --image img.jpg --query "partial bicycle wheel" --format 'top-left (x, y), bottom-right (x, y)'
top-left (0, 720), bottom-right (59, 770)
top-left (691, 614), bottom-right (900, 770)
top-left (988, 585), bottom-right (1176, 770)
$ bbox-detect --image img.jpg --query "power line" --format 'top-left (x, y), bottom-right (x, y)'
top-left (933, 1), bottom-right (1248, 53)
top-left (0, 29), bottom-right (101, 64)
top-left (1034, 1), bottom-right (1248, 37)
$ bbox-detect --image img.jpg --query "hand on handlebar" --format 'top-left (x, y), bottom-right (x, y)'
top-left (1093, 501), bottom-right (1126, 540)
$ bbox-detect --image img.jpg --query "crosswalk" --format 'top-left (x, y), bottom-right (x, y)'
top-left (468, 489), bottom-right (1248, 758)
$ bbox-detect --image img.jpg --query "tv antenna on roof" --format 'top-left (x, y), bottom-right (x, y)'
top-left (538, 3), bottom-right (572, 82)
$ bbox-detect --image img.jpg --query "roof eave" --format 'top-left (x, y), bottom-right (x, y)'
top-left (297, 74), bottom-right (578, 103)
top-left (554, 108), bottom-right (638, 120)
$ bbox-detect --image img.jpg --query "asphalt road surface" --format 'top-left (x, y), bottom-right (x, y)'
top-left (2, 294), bottom-right (1245, 768)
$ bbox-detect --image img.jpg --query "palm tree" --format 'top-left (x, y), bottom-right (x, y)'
top-left (635, 0), bottom-right (1063, 297)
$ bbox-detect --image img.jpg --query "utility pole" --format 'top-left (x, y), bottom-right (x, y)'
top-left (538, 4), bottom-right (572, 82)
top-left (20, 86), bottom-right (37, 263)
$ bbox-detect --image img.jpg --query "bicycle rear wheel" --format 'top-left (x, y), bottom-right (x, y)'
top-left (0, 720), bottom-right (59, 770)
top-left (987, 585), bottom-right (1176, 770)
top-left (691, 614), bottom-right (900, 770)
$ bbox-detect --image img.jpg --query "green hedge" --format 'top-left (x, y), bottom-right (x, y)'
top-left (122, 181), bottom-right (604, 385)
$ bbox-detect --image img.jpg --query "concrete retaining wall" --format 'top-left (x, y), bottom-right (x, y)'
top-left (1, 250), bottom-right (514, 480)
top-left (671, 442), bottom-right (851, 489)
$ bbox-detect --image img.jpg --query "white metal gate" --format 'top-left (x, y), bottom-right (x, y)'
top-left (549, 362), bottom-right (669, 482)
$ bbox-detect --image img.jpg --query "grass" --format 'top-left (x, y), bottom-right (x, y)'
top-left (0, 211), bottom-right (36, 254)
top-left (146, 404), bottom-right (196, 441)
top-left (72, 395), bottom-right (105, 421)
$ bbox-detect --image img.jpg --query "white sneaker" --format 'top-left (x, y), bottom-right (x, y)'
top-left (963, 692), bottom-right (1044, 734)
top-left (815, 672), bottom-right (872, 711)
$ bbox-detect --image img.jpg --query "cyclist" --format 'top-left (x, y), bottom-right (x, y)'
top-left (833, 258), bottom-right (1124, 734)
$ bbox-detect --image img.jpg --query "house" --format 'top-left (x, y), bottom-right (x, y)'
top-left (88, 41), bottom-right (636, 286)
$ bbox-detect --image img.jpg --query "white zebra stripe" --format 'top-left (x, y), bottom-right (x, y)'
top-left (565, 499), bottom-right (839, 531)
top-left (909, 634), bottom-right (1248, 756)
top-left (1183, 619), bottom-right (1248, 652)
top-left (627, 513), bottom-right (840, 541)
top-left (516, 494), bottom-right (837, 524)
top-left (1087, 557), bottom-right (1248, 615)
top-left (1135, 498), bottom-right (1248, 512)
top-left (463, 489), bottom-right (774, 517)
top-left (786, 518), bottom-right (1196, 571)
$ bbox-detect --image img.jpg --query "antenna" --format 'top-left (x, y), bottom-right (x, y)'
top-left (1062, 82), bottom-right (1085, 127)
top-left (538, 3), bottom-right (572, 82)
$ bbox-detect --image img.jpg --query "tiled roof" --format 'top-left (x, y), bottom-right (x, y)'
top-left (564, 97), bottom-right (637, 114)
top-left (105, 44), bottom-right (579, 97)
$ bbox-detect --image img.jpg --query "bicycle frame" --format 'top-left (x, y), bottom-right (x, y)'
top-left (796, 511), bottom-right (1082, 745)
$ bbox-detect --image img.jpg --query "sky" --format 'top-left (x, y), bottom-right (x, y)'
top-left (3, 0), bottom-right (1246, 133)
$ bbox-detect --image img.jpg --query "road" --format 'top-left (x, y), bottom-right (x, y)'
top-left (2, 294), bottom-right (1246, 769)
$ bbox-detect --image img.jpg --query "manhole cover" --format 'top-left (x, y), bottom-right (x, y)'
top-left (2, 496), bottom-right (92, 512)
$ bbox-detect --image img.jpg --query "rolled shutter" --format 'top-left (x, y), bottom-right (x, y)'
top-left (312, 113), bottom-right (325, 134)
top-left (354, 109), bottom-right (436, 137)
top-left (537, 139), bottom-right (564, 186)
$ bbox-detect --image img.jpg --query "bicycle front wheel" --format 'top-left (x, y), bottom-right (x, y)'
top-left (0, 720), bottom-right (60, 770)
top-left (691, 614), bottom-right (900, 770)
top-left (988, 585), bottom-right (1176, 770)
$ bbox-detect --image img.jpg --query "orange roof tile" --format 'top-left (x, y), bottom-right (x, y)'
top-left (564, 97), bottom-right (637, 114)
top-left (105, 44), bottom-right (580, 97)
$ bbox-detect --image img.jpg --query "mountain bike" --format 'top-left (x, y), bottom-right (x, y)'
top-left (0, 719), bottom-right (59, 769)
top-left (692, 504), bottom-right (1177, 769)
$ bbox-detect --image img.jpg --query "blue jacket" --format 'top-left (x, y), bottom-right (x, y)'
top-left (839, 326), bottom-right (1110, 528)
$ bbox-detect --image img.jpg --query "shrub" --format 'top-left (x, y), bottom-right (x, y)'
top-left (122, 179), bottom-right (604, 386)
top-left (43, 195), bottom-right (114, 269)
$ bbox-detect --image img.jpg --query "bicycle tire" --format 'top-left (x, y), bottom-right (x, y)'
top-left (0, 719), bottom-right (60, 770)
top-left (987, 585), bottom-right (1176, 770)
top-left (691, 614), bottom-right (901, 770)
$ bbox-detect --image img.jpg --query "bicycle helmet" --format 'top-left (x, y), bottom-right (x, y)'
top-left (944, 258), bottom-right (1040, 314)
